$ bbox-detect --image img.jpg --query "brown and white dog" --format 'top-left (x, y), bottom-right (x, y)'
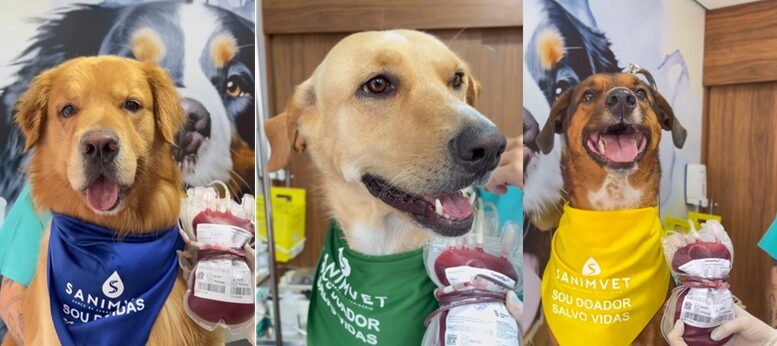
top-left (265, 29), bottom-right (506, 255)
top-left (536, 72), bottom-right (686, 344)
top-left (5, 56), bottom-right (220, 345)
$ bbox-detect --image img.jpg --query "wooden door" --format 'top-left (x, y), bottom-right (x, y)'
top-left (706, 83), bottom-right (777, 321)
top-left (704, 1), bottom-right (777, 322)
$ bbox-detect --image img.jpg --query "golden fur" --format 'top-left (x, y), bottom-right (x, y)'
top-left (4, 56), bottom-right (221, 345)
top-left (265, 30), bottom-right (487, 255)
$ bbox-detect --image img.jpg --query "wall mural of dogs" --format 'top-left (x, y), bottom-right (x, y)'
top-left (0, 0), bottom-right (256, 215)
top-left (521, 0), bottom-right (705, 339)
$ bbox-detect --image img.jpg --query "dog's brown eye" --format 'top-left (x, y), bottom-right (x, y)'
top-left (363, 76), bottom-right (391, 94)
top-left (226, 77), bottom-right (244, 97)
top-left (583, 90), bottom-right (595, 102)
top-left (60, 105), bottom-right (76, 118)
top-left (124, 100), bottom-right (141, 113)
top-left (635, 89), bottom-right (647, 100)
top-left (451, 72), bottom-right (464, 89)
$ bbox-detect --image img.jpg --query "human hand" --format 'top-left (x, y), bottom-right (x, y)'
top-left (0, 277), bottom-right (26, 343)
top-left (666, 320), bottom-right (689, 346)
top-left (711, 304), bottom-right (777, 345)
top-left (667, 304), bottom-right (777, 346)
top-left (485, 137), bottom-right (522, 193)
top-left (506, 290), bottom-right (523, 331)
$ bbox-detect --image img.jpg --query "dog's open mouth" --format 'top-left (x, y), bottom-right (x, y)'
top-left (83, 176), bottom-right (126, 212)
top-left (174, 101), bottom-right (212, 175)
top-left (585, 123), bottom-right (650, 167)
top-left (362, 174), bottom-right (475, 237)
top-left (174, 130), bottom-right (209, 175)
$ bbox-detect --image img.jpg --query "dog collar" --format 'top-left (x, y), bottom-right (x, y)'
top-left (541, 204), bottom-right (670, 345)
top-left (47, 213), bottom-right (183, 346)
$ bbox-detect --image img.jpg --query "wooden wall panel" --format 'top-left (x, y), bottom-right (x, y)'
top-left (706, 83), bottom-right (777, 321)
top-left (705, 1), bottom-right (777, 86)
top-left (266, 28), bottom-right (522, 267)
top-left (267, 33), bottom-right (346, 268)
top-left (263, 0), bottom-right (522, 34)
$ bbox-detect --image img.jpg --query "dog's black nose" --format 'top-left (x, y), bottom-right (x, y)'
top-left (182, 98), bottom-right (211, 135)
top-left (174, 98), bottom-right (212, 161)
top-left (451, 125), bottom-right (506, 174)
top-left (606, 88), bottom-right (637, 115)
top-left (81, 130), bottom-right (119, 164)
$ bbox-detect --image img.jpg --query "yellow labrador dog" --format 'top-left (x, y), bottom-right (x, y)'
top-left (267, 30), bottom-right (506, 255)
top-left (267, 29), bottom-right (510, 345)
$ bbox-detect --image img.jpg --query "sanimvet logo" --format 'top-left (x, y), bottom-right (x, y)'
top-left (102, 271), bottom-right (125, 298)
top-left (582, 257), bottom-right (602, 276)
top-left (337, 248), bottom-right (351, 277)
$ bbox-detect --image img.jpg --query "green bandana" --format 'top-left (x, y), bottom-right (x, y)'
top-left (307, 220), bottom-right (437, 345)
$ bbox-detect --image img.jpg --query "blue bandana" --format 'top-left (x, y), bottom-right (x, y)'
top-left (47, 213), bottom-right (183, 346)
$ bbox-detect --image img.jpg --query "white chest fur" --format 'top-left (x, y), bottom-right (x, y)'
top-left (587, 172), bottom-right (644, 210)
top-left (346, 213), bottom-right (426, 256)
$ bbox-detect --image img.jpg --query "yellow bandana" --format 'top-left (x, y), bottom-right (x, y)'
top-left (541, 204), bottom-right (670, 345)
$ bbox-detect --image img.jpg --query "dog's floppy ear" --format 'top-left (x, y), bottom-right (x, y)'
top-left (143, 63), bottom-right (185, 145)
top-left (15, 68), bottom-right (55, 151)
top-left (466, 74), bottom-right (481, 107)
top-left (265, 83), bottom-right (312, 171)
top-left (651, 89), bottom-right (687, 149)
top-left (536, 89), bottom-right (572, 154)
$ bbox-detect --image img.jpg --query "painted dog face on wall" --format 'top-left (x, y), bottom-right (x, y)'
top-left (0, 2), bottom-right (255, 205)
top-left (100, 5), bottom-right (254, 185)
top-left (97, 4), bottom-right (255, 187)
top-left (521, 0), bottom-right (622, 225)
top-left (525, 0), bottom-right (620, 106)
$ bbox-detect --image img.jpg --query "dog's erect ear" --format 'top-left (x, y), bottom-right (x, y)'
top-left (15, 68), bottom-right (55, 151)
top-left (651, 89), bottom-right (687, 149)
top-left (265, 83), bottom-right (312, 172)
top-left (144, 63), bottom-right (185, 145)
top-left (466, 74), bottom-right (481, 107)
top-left (536, 89), bottom-right (572, 154)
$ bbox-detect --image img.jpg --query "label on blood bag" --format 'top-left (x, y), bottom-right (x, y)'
top-left (196, 223), bottom-right (252, 248)
top-left (194, 258), bottom-right (253, 304)
top-left (444, 303), bottom-right (519, 346)
top-left (445, 266), bottom-right (516, 288)
top-left (193, 223), bottom-right (253, 304)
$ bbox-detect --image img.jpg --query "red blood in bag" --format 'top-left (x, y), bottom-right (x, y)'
top-left (670, 240), bottom-right (732, 346)
top-left (434, 247), bottom-right (518, 286)
top-left (188, 209), bottom-right (255, 325)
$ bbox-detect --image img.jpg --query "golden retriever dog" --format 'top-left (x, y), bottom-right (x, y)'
top-left (5, 56), bottom-right (220, 345)
top-left (266, 29), bottom-right (506, 255)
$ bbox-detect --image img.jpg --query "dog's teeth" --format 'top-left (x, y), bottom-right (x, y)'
top-left (597, 138), bottom-right (606, 153)
top-left (443, 212), bottom-right (451, 219)
top-left (435, 198), bottom-right (443, 215)
top-left (468, 192), bottom-right (476, 205)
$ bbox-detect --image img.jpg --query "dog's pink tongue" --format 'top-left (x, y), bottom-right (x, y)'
top-left (86, 178), bottom-right (120, 211)
top-left (602, 134), bottom-right (640, 163)
top-left (439, 193), bottom-right (473, 219)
